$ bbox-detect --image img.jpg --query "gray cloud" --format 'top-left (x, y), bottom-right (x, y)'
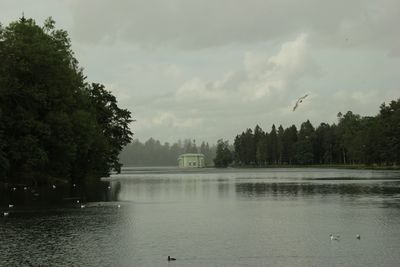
top-left (70, 0), bottom-right (400, 54)
top-left (1, 0), bottom-right (399, 143)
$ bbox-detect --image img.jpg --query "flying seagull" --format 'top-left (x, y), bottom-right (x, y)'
top-left (292, 94), bottom-right (309, 111)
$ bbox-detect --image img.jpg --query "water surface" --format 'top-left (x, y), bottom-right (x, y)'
top-left (1, 168), bottom-right (400, 266)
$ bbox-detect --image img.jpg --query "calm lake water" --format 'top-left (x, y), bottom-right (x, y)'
top-left (1, 168), bottom-right (400, 266)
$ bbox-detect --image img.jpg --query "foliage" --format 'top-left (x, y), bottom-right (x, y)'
top-left (119, 138), bottom-right (216, 166)
top-left (214, 139), bottom-right (233, 168)
top-left (232, 98), bottom-right (400, 166)
top-left (0, 17), bottom-right (133, 187)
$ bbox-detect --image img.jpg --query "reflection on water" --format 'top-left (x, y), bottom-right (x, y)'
top-left (114, 168), bottom-right (400, 204)
top-left (1, 168), bottom-right (400, 267)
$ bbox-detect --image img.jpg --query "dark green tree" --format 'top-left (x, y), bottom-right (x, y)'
top-left (254, 125), bottom-right (264, 165)
top-left (243, 128), bottom-right (255, 164)
top-left (0, 17), bottom-right (84, 185)
top-left (234, 133), bottom-right (246, 165)
top-left (282, 125), bottom-right (297, 164)
top-left (277, 125), bottom-right (284, 164)
top-left (315, 123), bottom-right (336, 164)
top-left (378, 99), bottom-right (400, 165)
top-left (214, 139), bottom-right (233, 168)
top-left (229, 97), bottom-right (399, 167)
top-left (0, 17), bottom-right (133, 187)
top-left (337, 111), bottom-right (362, 164)
top-left (294, 120), bottom-right (315, 164)
top-left (268, 125), bottom-right (278, 164)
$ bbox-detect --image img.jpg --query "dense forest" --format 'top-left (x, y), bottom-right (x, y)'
top-left (0, 17), bottom-right (132, 188)
top-left (215, 98), bottom-right (400, 167)
top-left (119, 138), bottom-right (216, 166)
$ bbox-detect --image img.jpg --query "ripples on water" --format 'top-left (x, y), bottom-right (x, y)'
top-left (1, 168), bottom-right (400, 266)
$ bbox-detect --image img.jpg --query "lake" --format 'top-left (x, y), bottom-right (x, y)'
top-left (1, 168), bottom-right (400, 266)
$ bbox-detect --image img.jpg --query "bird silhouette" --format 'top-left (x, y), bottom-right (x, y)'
top-left (292, 94), bottom-right (309, 111)
top-left (168, 256), bottom-right (176, 261)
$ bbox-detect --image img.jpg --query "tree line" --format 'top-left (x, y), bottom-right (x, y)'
top-left (119, 138), bottom-right (216, 166)
top-left (0, 17), bottom-right (132, 188)
top-left (214, 98), bottom-right (400, 167)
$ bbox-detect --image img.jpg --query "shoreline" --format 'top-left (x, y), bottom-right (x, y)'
top-left (120, 164), bottom-right (400, 171)
top-left (229, 164), bottom-right (400, 171)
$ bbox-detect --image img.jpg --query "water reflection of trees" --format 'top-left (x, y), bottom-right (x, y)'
top-left (235, 182), bottom-right (400, 198)
top-left (116, 177), bottom-right (235, 200)
top-left (113, 177), bottom-right (400, 202)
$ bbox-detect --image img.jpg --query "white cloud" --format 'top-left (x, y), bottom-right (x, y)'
top-left (175, 34), bottom-right (316, 103)
top-left (68, 0), bottom-right (400, 55)
top-left (104, 83), bottom-right (130, 102)
top-left (151, 112), bottom-right (203, 129)
top-left (132, 34), bottom-right (323, 141)
top-left (2, 1), bottom-right (399, 144)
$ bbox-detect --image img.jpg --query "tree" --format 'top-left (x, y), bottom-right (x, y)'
top-left (243, 128), bottom-right (255, 164)
top-left (184, 139), bottom-right (198, 153)
top-left (214, 139), bottom-right (233, 168)
top-left (294, 120), bottom-right (315, 164)
top-left (229, 98), bottom-right (399, 167)
top-left (378, 99), bottom-right (400, 165)
top-left (0, 17), bottom-right (83, 185)
top-left (253, 125), bottom-right (264, 165)
top-left (315, 123), bottom-right (336, 164)
top-left (200, 141), bottom-right (213, 166)
top-left (337, 111), bottom-right (362, 164)
top-left (256, 132), bottom-right (267, 166)
top-left (0, 17), bottom-right (133, 187)
top-left (83, 83), bottom-right (133, 176)
top-left (277, 125), bottom-right (284, 164)
top-left (282, 125), bottom-right (297, 164)
top-left (234, 133), bottom-right (245, 165)
top-left (268, 125), bottom-right (278, 164)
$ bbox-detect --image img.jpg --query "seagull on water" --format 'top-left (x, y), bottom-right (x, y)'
top-left (3, 212), bottom-right (9, 216)
top-left (8, 204), bottom-right (14, 208)
top-left (80, 205), bottom-right (85, 209)
top-left (168, 256), bottom-right (176, 261)
top-left (330, 234), bottom-right (340, 241)
top-left (292, 94), bottom-right (309, 111)
top-left (356, 234), bottom-right (361, 240)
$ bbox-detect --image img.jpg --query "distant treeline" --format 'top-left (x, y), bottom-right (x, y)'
top-left (215, 98), bottom-right (400, 167)
top-left (120, 139), bottom-right (216, 166)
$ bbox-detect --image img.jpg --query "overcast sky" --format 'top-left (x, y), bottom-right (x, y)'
top-left (1, 0), bottom-right (399, 144)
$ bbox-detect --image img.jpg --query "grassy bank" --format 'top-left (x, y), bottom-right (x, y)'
top-left (230, 164), bottom-right (400, 170)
